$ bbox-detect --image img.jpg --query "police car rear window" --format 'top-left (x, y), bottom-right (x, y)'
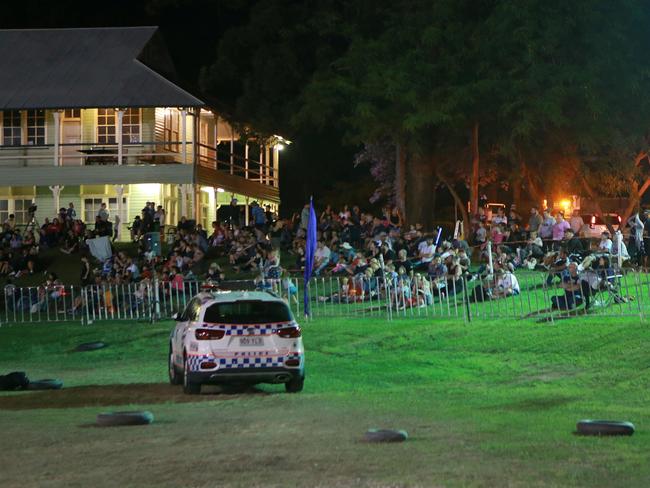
top-left (203, 300), bottom-right (292, 324)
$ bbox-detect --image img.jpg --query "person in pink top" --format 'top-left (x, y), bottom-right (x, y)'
top-left (552, 212), bottom-right (571, 249)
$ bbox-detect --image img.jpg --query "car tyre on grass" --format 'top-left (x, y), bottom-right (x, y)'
top-left (75, 341), bottom-right (107, 352)
top-left (183, 354), bottom-right (201, 395)
top-left (96, 411), bottom-right (154, 427)
top-left (168, 345), bottom-right (182, 385)
top-left (576, 420), bottom-right (635, 436)
top-left (27, 379), bottom-right (63, 390)
top-left (285, 376), bottom-right (304, 393)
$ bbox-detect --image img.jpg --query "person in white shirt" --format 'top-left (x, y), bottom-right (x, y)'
top-left (313, 241), bottom-right (331, 276)
top-left (417, 237), bottom-right (436, 264)
top-left (492, 208), bottom-right (508, 226)
top-left (493, 269), bottom-right (520, 297)
top-left (611, 231), bottom-right (630, 261)
top-left (569, 210), bottom-right (584, 235)
top-left (598, 231), bottom-right (613, 253)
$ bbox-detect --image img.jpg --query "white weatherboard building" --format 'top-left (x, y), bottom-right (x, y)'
top-left (0, 27), bottom-right (283, 238)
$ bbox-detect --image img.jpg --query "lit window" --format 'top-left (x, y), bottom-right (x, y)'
top-left (97, 109), bottom-right (116, 144)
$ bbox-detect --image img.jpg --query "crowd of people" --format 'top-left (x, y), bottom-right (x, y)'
top-left (1, 196), bottom-right (648, 315)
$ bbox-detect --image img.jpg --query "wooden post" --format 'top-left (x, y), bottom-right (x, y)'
top-left (116, 109), bottom-right (124, 165)
top-left (265, 145), bottom-right (270, 185)
top-left (230, 130), bottom-right (234, 175)
top-left (181, 108), bottom-right (187, 163)
top-left (273, 146), bottom-right (279, 188)
top-left (213, 114), bottom-right (219, 170)
top-left (244, 142), bottom-right (249, 180)
top-left (115, 184), bottom-right (124, 240)
top-left (53, 111), bottom-right (61, 166)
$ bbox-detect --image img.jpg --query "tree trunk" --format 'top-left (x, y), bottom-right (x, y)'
top-left (520, 161), bottom-right (544, 207)
top-left (405, 152), bottom-right (436, 230)
top-left (394, 143), bottom-right (407, 218)
top-left (470, 122), bottom-right (479, 215)
top-left (579, 173), bottom-right (605, 217)
top-left (436, 168), bottom-right (469, 230)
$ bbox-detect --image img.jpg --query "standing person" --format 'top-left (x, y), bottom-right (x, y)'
top-left (598, 231), bottom-right (613, 253)
top-left (627, 211), bottom-right (644, 264)
top-left (528, 206), bottom-right (543, 235)
top-left (300, 203), bottom-right (310, 230)
top-left (228, 198), bottom-right (240, 228)
top-left (552, 212), bottom-right (571, 249)
top-left (539, 210), bottom-right (555, 250)
top-left (97, 203), bottom-right (109, 222)
top-left (66, 202), bottom-right (76, 222)
top-left (155, 205), bottom-right (166, 237)
top-left (569, 209), bottom-right (584, 236)
top-left (80, 255), bottom-right (93, 287)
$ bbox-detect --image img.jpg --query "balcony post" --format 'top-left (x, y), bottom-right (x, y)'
top-left (192, 109), bottom-right (199, 165)
top-left (244, 142), bottom-right (249, 179)
top-left (48, 185), bottom-right (63, 215)
top-left (181, 108), bottom-right (187, 163)
top-left (265, 145), bottom-right (270, 185)
top-left (244, 196), bottom-right (250, 226)
top-left (179, 184), bottom-right (188, 218)
top-left (116, 109), bottom-right (124, 165)
top-left (53, 111), bottom-right (61, 166)
top-left (230, 130), bottom-right (234, 175)
top-left (273, 146), bottom-right (280, 188)
top-left (213, 114), bottom-right (219, 170)
top-left (115, 184), bottom-right (124, 240)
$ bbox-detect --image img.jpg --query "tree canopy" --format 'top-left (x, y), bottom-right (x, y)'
top-left (203, 0), bottom-right (650, 225)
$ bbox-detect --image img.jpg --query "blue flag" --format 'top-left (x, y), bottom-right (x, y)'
top-left (303, 199), bottom-right (317, 316)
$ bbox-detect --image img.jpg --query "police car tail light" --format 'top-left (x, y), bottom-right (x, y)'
top-left (195, 329), bottom-right (225, 340)
top-left (277, 326), bottom-right (301, 338)
top-left (285, 358), bottom-right (300, 366)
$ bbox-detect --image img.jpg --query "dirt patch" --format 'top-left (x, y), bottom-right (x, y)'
top-left (0, 383), bottom-right (267, 410)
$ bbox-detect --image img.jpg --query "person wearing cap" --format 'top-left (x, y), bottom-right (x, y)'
top-left (339, 241), bottom-right (355, 260)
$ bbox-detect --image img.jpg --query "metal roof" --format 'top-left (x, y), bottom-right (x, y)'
top-left (0, 27), bottom-right (204, 110)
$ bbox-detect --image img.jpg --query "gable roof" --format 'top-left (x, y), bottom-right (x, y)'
top-left (0, 27), bottom-right (204, 110)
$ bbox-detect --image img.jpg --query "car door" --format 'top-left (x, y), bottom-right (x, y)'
top-left (173, 298), bottom-right (197, 364)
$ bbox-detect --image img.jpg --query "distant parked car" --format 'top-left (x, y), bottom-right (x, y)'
top-left (580, 213), bottom-right (622, 239)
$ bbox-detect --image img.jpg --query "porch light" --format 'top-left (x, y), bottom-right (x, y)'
top-left (216, 188), bottom-right (225, 193)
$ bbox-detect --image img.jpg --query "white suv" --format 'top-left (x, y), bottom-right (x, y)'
top-left (169, 290), bottom-right (305, 394)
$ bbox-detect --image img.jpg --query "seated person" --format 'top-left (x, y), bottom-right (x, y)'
top-left (491, 268), bottom-right (520, 298)
top-left (551, 262), bottom-right (588, 310)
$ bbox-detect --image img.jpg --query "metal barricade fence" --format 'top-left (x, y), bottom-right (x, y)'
top-left (0, 272), bottom-right (647, 325)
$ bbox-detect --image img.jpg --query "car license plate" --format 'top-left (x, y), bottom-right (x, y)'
top-left (239, 337), bottom-right (263, 346)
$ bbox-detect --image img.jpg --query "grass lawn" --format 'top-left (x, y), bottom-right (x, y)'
top-left (0, 315), bottom-right (649, 487)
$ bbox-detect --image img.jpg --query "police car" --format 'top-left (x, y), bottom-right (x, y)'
top-left (168, 290), bottom-right (305, 394)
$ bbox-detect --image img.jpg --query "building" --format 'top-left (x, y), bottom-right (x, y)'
top-left (0, 27), bottom-right (284, 238)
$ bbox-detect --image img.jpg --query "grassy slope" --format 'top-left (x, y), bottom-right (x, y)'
top-left (0, 316), bottom-right (649, 487)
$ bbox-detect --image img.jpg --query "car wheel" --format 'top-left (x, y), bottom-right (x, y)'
top-left (168, 345), bottom-right (182, 385)
top-left (183, 354), bottom-right (201, 395)
top-left (285, 376), bottom-right (304, 393)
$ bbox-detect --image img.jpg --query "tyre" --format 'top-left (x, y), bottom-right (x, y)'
top-left (27, 379), bottom-right (63, 390)
top-left (576, 420), bottom-right (635, 436)
top-left (363, 429), bottom-right (408, 443)
top-left (0, 371), bottom-right (29, 391)
top-left (183, 355), bottom-right (201, 395)
top-left (96, 411), bottom-right (154, 427)
top-left (75, 341), bottom-right (107, 352)
top-left (168, 345), bottom-right (182, 385)
top-left (285, 376), bottom-right (304, 393)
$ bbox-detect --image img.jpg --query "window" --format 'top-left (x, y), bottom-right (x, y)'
top-left (203, 301), bottom-right (293, 324)
top-left (13, 199), bottom-right (32, 225)
top-left (64, 109), bottom-right (81, 119)
top-left (84, 197), bottom-right (127, 224)
top-left (84, 198), bottom-right (104, 223)
top-left (97, 109), bottom-right (116, 144)
top-left (122, 109), bottom-right (140, 144)
top-left (97, 109), bottom-right (140, 144)
top-left (0, 200), bottom-right (8, 224)
top-left (0, 199), bottom-right (33, 225)
top-left (2, 110), bottom-right (22, 146)
top-left (200, 190), bottom-right (210, 230)
top-left (108, 197), bottom-right (127, 222)
top-left (26, 110), bottom-right (45, 145)
top-left (163, 110), bottom-right (180, 151)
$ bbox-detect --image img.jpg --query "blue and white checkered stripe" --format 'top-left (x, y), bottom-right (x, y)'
top-left (200, 321), bottom-right (296, 336)
top-left (188, 353), bottom-right (303, 371)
